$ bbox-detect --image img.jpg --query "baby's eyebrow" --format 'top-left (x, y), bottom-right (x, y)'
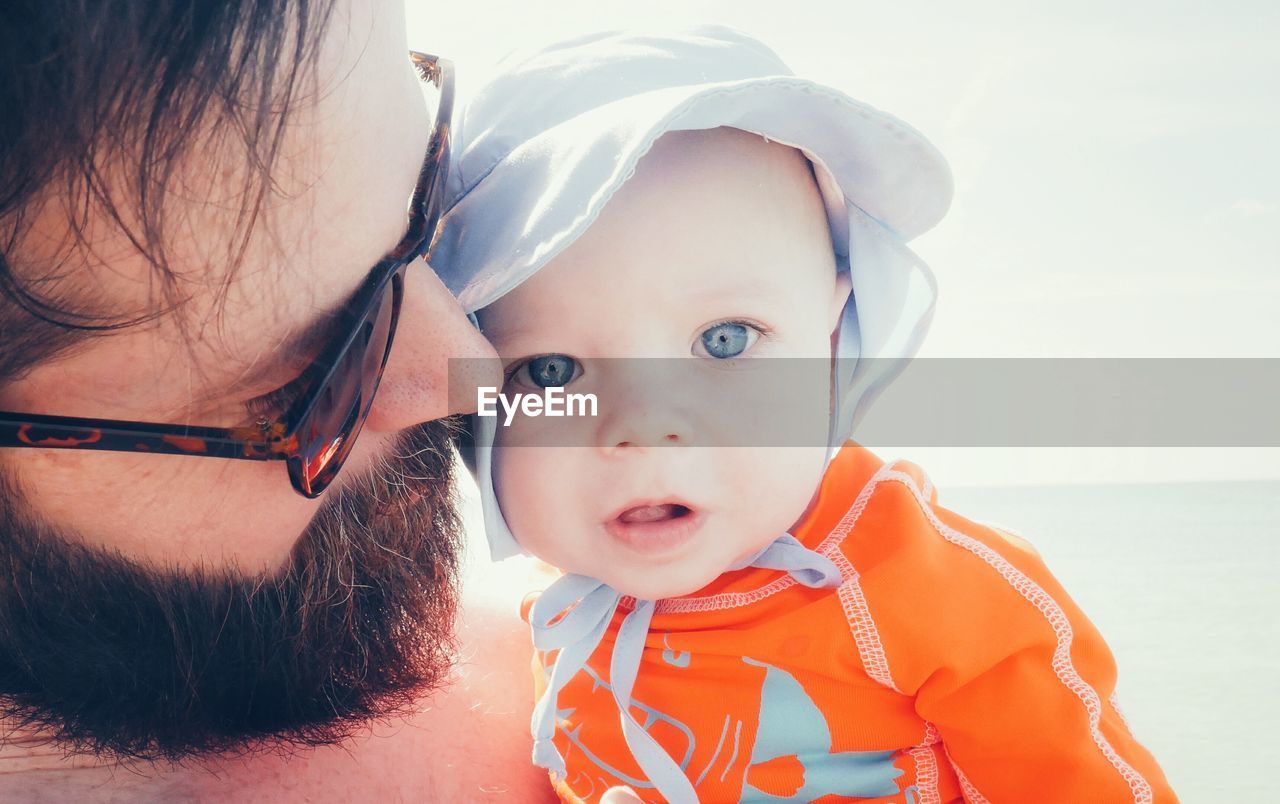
top-left (477, 320), bottom-right (540, 356)
top-left (695, 277), bottom-right (789, 303)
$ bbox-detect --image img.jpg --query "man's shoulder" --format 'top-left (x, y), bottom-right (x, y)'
top-left (406, 557), bottom-right (553, 798)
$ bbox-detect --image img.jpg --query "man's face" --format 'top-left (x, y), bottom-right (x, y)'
top-left (0, 1), bottom-right (498, 758)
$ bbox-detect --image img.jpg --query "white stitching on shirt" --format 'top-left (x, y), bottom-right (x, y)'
top-left (909, 722), bottom-right (942, 804)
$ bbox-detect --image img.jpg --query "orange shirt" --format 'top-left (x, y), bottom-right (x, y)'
top-left (529, 443), bottom-right (1176, 802)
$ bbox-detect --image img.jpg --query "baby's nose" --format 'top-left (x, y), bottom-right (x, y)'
top-left (596, 404), bottom-right (693, 453)
top-left (588, 360), bottom-right (705, 454)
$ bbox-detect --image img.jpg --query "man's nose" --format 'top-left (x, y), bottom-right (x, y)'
top-left (365, 261), bottom-right (501, 432)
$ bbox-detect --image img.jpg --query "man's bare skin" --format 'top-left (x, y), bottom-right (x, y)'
top-left (0, 560), bottom-right (554, 801)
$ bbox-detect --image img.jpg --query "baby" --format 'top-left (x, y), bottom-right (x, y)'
top-left (433, 27), bottom-right (1175, 804)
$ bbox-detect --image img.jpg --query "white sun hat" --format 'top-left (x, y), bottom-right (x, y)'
top-left (430, 25), bottom-right (953, 561)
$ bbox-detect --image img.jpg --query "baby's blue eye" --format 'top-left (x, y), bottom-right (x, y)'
top-left (524, 354), bottom-right (578, 388)
top-left (700, 322), bottom-right (752, 359)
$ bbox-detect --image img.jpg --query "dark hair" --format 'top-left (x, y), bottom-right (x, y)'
top-left (0, 0), bottom-right (336, 384)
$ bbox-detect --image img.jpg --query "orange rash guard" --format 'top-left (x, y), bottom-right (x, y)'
top-left (526, 443), bottom-right (1177, 803)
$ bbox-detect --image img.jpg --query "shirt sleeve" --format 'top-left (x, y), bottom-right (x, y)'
top-left (850, 467), bottom-right (1178, 803)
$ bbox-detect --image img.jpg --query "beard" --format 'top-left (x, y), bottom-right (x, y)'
top-left (0, 419), bottom-right (465, 762)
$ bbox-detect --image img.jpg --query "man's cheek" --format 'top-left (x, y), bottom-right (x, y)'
top-left (12, 451), bottom-right (314, 572)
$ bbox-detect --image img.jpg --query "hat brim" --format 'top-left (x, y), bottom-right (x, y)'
top-left (433, 75), bottom-right (952, 313)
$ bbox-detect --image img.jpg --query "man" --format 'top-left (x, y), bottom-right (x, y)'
top-left (0, 0), bottom-right (551, 798)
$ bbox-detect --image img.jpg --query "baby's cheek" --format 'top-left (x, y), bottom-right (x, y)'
top-left (726, 446), bottom-right (830, 534)
top-left (492, 446), bottom-right (589, 571)
top-left (491, 446), bottom-right (543, 536)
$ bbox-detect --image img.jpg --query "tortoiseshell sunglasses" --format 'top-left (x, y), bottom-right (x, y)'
top-left (0, 51), bottom-right (454, 499)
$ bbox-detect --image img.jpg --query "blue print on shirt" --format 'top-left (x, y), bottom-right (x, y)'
top-left (552, 652), bottom-right (904, 801)
top-left (741, 657), bottom-right (903, 802)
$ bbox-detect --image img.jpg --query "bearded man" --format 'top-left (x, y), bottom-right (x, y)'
top-left (0, 0), bottom-right (549, 798)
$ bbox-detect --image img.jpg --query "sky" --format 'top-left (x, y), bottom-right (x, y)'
top-left (408, 0), bottom-right (1280, 486)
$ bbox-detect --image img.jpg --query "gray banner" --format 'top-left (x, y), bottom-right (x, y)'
top-left (449, 358), bottom-right (1280, 447)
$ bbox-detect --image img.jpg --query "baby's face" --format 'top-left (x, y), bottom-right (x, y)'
top-left (479, 129), bottom-right (850, 599)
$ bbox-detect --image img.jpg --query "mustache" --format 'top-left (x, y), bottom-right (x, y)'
top-left (0, 418), bottom-right (466, 762)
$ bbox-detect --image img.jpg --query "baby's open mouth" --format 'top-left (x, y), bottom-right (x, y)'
top-left (605, 501), bottom-right (703, 555)
top-left (616, 503), bottom-right (694, 524)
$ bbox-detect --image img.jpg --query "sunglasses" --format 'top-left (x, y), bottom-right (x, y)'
top-left (0, 51), bottom-right (454, 499)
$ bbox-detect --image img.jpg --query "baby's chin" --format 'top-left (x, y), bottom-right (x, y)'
top-left (596, 562), bottom-right (730, 601)
top-left (586, 530), bottom-right (793, 599)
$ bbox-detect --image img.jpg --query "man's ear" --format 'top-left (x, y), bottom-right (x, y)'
top-left (829, 271), bottom-right (853, 332)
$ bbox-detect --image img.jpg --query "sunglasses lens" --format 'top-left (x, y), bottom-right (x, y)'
top-left (290, 272), bottom-right (401, 497)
